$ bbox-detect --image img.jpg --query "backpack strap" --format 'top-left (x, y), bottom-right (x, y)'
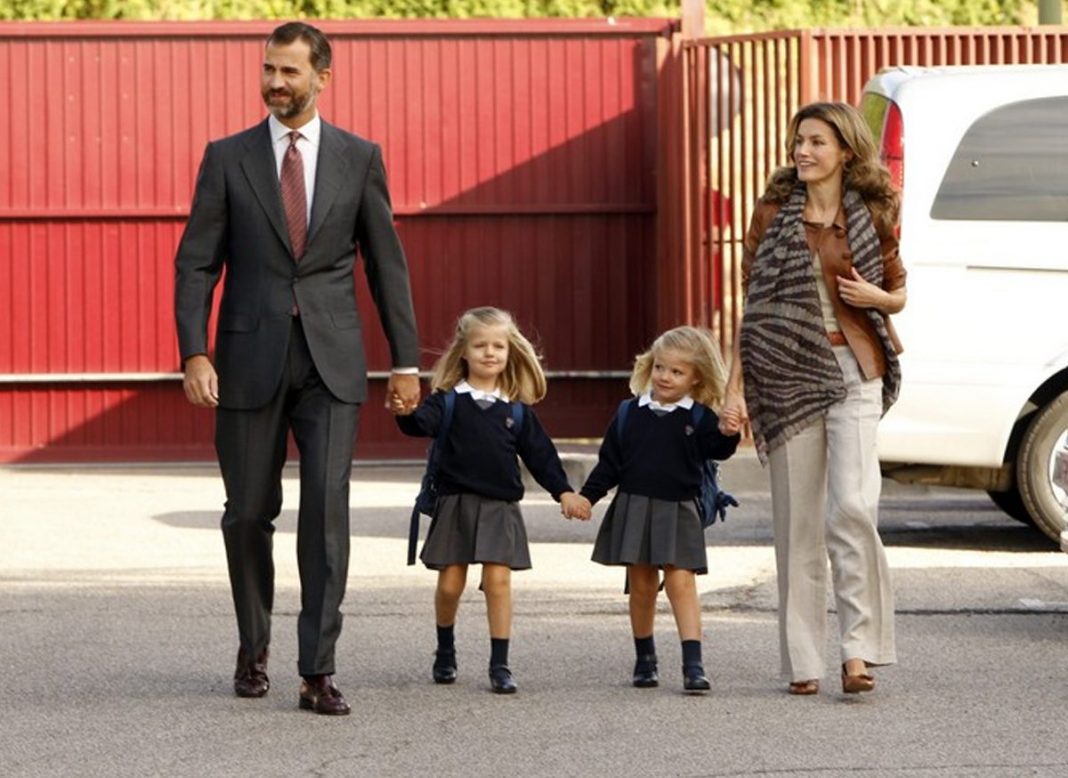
top-left (690, 402), bottom-right (739, 527)
top-left (440, 388), bottom-right (457, 439)
top-left (407, 390), bottom-right (457, 566)
top-left (614, 398), bottom-right (634, 445)
top-left (510, 400), bottom-right (524, 436)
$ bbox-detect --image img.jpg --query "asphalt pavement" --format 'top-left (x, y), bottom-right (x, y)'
top-left (3, 448), bottom-right (1068, 777)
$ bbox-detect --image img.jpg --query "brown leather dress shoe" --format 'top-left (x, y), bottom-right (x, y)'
top-left (233, 648), bottom-right (270, 698)
top-left (299, 675), bottom-right (351, 715)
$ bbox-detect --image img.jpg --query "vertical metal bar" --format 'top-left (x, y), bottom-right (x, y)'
top-left (799, 29), bottom-right (814, 106)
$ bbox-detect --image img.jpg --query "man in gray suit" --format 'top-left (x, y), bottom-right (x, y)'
top-left (174, 22), bottom-right (420, 715)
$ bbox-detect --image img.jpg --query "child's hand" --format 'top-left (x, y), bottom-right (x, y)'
top-left (389, 394), bottom-right (416, 416)
top-left (719, 393), bottom-right (747, 436)
top-left (719, 408), bottom-right (743, 435)
top-left (560, 492), bottom-right (592, 521)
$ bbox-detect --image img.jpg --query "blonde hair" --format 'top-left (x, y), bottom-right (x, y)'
top-left (763, 101), bottom-right (900, 236)
top-left (430, 306), bottom-right (547, 404)
top-left (629, 326), bottom-right (727, 408)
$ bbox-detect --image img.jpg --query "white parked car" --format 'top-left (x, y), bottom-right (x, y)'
top-left (1055, 445), bottom-right (1068, 552)
top-left (860, 65), bottom-right (1068, 543)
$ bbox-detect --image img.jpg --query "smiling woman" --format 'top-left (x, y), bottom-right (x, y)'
top-left (722, 101), bottom-right (905, 697)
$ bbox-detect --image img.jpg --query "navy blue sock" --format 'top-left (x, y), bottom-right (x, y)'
top-left (681, 639), bottom-right (702, 667)
top-left (634, 635), bottom-right (656, 657)
top-left (436, 624), bottom-right (455, 651)
top-left (490, 638), bottom-right (509, 667)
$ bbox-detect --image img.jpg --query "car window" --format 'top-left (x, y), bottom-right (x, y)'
top-left (931, 96), bottom-right (1068, 222)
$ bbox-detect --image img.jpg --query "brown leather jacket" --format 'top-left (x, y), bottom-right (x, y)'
top-left (741, 200), bottom-right (906, 381)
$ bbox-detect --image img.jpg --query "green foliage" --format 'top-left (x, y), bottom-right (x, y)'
top-left (705, 0), bottom-right (1031, 32)
top-left (0, 0), bottom-right (1036, 27)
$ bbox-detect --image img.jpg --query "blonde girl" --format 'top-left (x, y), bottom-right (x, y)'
top-left (575, 326), bottom-right (741, 692)
top-left (395, 306), bottom-right (586, 694)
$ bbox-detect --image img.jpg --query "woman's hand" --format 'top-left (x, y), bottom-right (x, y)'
top-left (837, 267), bottom-right (906, 313)
top-left (720, 389), bottom-right (748, 436)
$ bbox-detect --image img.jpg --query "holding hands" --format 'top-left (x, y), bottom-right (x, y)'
top-left (719, 389), bottom-right (748, 436)
top-left (560, 492), bottom-right (592, 521)
top-left (387, 372), bottom-right (421, 415)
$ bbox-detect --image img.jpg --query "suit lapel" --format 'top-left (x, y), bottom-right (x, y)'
top-left (240, 119), bottom-right (293, 256)
top-left (308, 121), bottom-right (349, 245)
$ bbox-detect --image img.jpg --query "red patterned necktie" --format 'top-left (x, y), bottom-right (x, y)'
top-left (281, 130), bottom-right (307, 260)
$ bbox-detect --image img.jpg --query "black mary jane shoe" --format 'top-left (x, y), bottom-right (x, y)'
top-left (632, 653), bottom-right (659, 688)
top-left (682, 663), bottom-right (711, 693)
top-left (488, 664), bottom-right (517, 695)
top-left (432, 648), bottom-right (457, 684)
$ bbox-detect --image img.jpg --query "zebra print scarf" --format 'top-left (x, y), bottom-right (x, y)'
top-left (740, 184), bottom-right (901, 462)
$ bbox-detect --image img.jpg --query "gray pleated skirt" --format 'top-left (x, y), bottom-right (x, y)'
top-left (420, 492), bottom-right (532, 571)
top-left (591, 491), bottom-right (708, 573)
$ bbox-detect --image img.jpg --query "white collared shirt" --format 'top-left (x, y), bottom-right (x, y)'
top-left (455, 380), bottom-right (509, 403)
top-left (268, 113), bottom-right (320, 225)
top-left (638, 391), bottom-right (694, 413)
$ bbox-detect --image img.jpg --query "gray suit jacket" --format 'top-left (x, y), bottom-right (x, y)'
top-left (174, 119), bottom-right (419, 409)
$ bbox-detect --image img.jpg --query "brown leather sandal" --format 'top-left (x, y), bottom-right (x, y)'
top-left (788, 679), bottom-right (819, 695)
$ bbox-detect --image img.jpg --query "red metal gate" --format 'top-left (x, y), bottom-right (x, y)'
top-left (5, 21), bottom-right (1066, 463)
top-left (0, 19), bottom-right (680, 462)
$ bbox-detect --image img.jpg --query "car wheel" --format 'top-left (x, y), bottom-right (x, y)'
top-left (986, 487), bottom-right (1034, 525)
top-left (1017, 390), bottom-right (1068, 543)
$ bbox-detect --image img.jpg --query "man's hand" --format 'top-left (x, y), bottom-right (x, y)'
top-left (386, 372), bottom-right (421, 414)
top-left (182, 354), bottom-right (219, 408)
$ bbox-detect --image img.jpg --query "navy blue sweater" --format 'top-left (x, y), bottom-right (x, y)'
top-left (580, 401), bottom-right (740, 505)
top-left (396, 391), bottom-right (573, 502)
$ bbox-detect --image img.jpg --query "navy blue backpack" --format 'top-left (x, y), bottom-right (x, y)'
top-left (407, 391), bottom-right (524, 564)
top-left (614, 398), bottom-right (737, 528)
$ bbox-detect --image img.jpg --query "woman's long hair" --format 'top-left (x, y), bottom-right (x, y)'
top-left (762, 101), bottom-right (900, 235)
top-left (629, 326), bottom-right (727, 409)
top-left (430, 306), bottom-right (547, 404)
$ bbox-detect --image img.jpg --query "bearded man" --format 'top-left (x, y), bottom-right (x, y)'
top-left (174, 21), bottom-right (420, 715)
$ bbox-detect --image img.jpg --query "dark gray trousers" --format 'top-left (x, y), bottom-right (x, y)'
top-left (215, 319), bottom-right (360, 677)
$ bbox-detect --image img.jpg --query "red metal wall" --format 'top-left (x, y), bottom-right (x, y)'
top-left (0, 19), bottom-right (678, 462)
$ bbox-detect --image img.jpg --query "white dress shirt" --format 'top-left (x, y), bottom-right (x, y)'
top-left (638, 391), bottom-right (694, 413)
top-left (455, 380), bottom-right (509, 403)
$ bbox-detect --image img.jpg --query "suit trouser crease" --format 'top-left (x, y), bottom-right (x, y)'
top-left (767, 346), bottom-right (896, 681)
top-left (216, 320), bottom-right (359, 677)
